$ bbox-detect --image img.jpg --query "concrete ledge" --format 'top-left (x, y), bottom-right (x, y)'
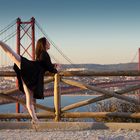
top-left (0, 122), bottom-right (140, 130)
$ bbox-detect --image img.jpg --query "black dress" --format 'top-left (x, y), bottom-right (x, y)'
top-left (13, 51), bottom-right (57, 99)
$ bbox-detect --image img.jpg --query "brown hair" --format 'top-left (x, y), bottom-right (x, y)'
top-left (35, 37), bottom-right (47, 60)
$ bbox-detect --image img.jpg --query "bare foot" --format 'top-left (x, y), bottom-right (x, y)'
top-left (31, 119), bottom-right (40, 131)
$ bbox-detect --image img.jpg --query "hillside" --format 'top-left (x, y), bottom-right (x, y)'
top-left (0, 63), bottom-right (138, 72)
top-left (63, 63), bottom-right (138, 71)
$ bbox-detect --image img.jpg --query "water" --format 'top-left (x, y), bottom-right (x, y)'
top-left (0, 95), bottom-right (97, 113)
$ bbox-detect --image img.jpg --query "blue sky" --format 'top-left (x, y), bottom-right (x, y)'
top-left (0, 0), bottom-right (140, 64)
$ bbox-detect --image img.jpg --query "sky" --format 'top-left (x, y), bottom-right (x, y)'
top-left (0, 0), bottom-right (140, 64)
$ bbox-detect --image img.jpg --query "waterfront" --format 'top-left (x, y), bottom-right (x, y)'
top-left (0, 95), bottom-right (97, 113)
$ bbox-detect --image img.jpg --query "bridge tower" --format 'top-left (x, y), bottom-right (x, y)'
top-left (16, 17), bottom-right (35, 114)
top-left (139, 48), bottom-right (140, 71)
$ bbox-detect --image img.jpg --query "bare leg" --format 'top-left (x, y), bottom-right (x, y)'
top-left (0, 41), bottom-right (21, 69)
top-left (0, 41), bottom-right (39, 123)
top-left (22, 80), bottom-right (38, 121)
top-left (0, 41), bottom-right (40, 125)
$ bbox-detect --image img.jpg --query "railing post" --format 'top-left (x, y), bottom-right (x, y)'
top-left (54, 73), bottom-right (61, 121)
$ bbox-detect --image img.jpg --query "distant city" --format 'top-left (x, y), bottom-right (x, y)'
top-left (0, 62), bottom-right (138, 72)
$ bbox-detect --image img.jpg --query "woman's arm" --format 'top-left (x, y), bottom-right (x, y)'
top-left (40, 51), bottom-right (57, 73)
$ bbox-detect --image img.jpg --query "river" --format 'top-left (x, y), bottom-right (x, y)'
top-left (0, 95), bottom-right (97, 113)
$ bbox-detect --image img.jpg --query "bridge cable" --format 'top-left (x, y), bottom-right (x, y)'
top-left (2, 24), bottom-right (29, 43)
top-left (2, 30), bottom-right (16, 42)
top-left (130, 51), bottom-right (138, 63)
top-left (35, 20), bottom-right (76, 66)
top-left (0, 19), bottom-right (16, 36)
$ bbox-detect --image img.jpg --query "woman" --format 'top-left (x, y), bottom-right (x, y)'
top-left (0, 37), bottom-right (57, 124)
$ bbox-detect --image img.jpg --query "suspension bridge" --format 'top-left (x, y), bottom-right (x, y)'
top-left (0, 17), bottom-right (140, 96)
top-left (0, 18), bottom-right (140, 130)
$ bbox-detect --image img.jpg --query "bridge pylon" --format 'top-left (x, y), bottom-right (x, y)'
top-left (16, 17), bottom-right (35, 114)
top-left (138, 48), bottom-right (140, 71)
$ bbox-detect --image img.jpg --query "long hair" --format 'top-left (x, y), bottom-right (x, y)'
top-left (35, 37), bottom-right (47, 60)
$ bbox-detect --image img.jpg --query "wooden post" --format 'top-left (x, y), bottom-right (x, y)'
top-left (54, 74), bottom-right (61, 121)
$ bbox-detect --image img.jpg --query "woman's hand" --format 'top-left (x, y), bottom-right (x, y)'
top-left (54, 63), bottom-right (61, 70)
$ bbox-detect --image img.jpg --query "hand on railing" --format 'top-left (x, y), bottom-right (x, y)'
top-left (54, 63), bottom-right (62, 71)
